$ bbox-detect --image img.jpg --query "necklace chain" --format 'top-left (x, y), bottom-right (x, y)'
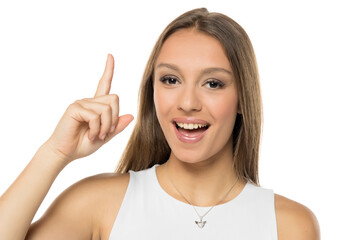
top-left (165, 161), bottom-right (239, 226)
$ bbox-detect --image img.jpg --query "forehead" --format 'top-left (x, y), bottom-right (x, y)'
top-left (156, 29), bottom-right (231, 71)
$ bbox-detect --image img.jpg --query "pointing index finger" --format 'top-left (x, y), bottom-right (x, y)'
top-left (95, 54), bottom-right (114, 97)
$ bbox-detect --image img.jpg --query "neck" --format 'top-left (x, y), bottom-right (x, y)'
top-left (156, 139), bottom-right (246, 207)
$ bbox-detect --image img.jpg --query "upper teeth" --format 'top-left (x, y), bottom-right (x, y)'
top-left (176, 122), bottom-right (208, 130)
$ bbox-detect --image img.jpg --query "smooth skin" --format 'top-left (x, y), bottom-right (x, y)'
top-left (0, 35), bottom-right (320, 239)
top-left (154, 29), bottom-right (320, 239)
top-left (0, 54), bottom-right (133, 239)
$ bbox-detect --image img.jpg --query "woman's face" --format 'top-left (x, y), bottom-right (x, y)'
top-left (153, 29), bottom-right (239, 164)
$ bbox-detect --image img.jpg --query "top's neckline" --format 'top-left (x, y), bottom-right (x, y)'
top-left (152, 164), bottom-right (251, 210)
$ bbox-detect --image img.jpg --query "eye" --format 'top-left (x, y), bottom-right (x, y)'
top-left (160, 75), bottom-right (179, 85)
top-left (205, 79), bottom-right (225, 89)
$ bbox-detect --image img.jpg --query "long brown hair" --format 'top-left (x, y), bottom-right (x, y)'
top-left (115, 8), bottom-right (262, 186)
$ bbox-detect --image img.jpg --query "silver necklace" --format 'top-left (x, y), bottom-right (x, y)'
top-left (165, 161), bottom-right (239, 228)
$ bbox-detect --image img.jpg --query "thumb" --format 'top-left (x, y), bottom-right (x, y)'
top-left (107, 114), bottom-right (134, 140)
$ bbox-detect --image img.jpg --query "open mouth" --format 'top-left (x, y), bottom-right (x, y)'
top-left (174, 121), bottom-right (208, 132)
top-left (172, 121), bottom-right (210, 142)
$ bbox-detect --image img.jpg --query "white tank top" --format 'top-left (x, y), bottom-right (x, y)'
top-left (109, 164), bottom-right (278, 240)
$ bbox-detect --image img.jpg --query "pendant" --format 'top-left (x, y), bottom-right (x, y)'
top-left (195, 219), bottom-right (207, 228)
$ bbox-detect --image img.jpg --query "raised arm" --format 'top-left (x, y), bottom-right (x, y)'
top-left (0, 54), bottom-right (133, 240)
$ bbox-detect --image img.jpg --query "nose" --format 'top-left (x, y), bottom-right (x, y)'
top-left (177, 85), bottom-right (202, 112)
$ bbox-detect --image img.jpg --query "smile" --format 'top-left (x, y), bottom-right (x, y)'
top-left (172, 119), bottom-right (210, 143)
top-left (175, 122), bottom-right (208, 129)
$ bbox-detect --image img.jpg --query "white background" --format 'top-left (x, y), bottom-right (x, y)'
top-left (0, 0), bottom-right (359, 239)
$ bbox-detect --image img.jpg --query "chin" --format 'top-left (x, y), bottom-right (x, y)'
top-left (170, 148), bottom-right (213, 165)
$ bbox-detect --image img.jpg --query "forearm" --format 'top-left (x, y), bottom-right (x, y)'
top-left (0, 143), bottom-right (67, 240)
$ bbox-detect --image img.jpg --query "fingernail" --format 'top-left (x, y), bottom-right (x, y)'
top-left (100, 133), bottom-right (106, 140)
top-left (110, 125), bottom-right (115, 133)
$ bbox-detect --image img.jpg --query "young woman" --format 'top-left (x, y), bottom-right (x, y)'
top-left (0, 8), bottom-right (320, 240)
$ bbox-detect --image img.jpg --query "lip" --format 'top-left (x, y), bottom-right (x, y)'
top-left (172, 118), bottom-right (209, 144)
top-left (172, 117), bottom-right (210, 125)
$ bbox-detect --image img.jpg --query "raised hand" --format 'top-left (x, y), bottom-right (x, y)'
top-left (45, 54), bottom-right (134, 165)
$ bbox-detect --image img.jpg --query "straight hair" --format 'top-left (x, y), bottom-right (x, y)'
top-left (115, 8), bottom-right (262, 186)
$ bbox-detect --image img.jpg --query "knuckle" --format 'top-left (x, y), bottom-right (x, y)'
top-left (104, 104), bottom-right (112, 113)
top-left (73, 99), bottom-right (83, 106)
top-left (68, 101), bottom-right (80, 110)
top-left (110, 94), bottom-right (119, 103)
top-left (90, 113), bottom-right (100, 122)
top-left (75, 98), bottom-right (91, 104)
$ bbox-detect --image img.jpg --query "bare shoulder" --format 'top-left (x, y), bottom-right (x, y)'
top-left (27, 172), bottom-right (129, 240)
top-left (274, 193), bottom-right (321, 240)
top-left (86, 172), bottom-right (130, 239)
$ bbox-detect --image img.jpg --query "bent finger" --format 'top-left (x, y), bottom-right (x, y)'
top-left (69, 103), bottom-right (101, 141)
top-left (75, 100), bottom-right (113, 140)
top-left (83, 94), bottom-right (119, 133)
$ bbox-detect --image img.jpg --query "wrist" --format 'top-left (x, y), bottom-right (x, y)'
top-left (37, 141), bottom-right (70, 170)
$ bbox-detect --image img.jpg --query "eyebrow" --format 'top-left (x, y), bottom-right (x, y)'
top-left (155, 63), bottom-right (233, 76)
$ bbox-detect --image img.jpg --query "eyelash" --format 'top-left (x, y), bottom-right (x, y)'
top-left (205, 79), bottom-right (225, 89)
top-left (159, 75), bottom-right (225, 89)
top-left (160, 75), bottom-right (179, 85)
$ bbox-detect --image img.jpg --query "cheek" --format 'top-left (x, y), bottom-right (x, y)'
top-left (204, 91), bottom-right (238, 123)
top-left (153, 84), bottom-right (176, 123)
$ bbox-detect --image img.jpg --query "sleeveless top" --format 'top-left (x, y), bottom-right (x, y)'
top-left (109, 164), bottom-right (278, 240)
